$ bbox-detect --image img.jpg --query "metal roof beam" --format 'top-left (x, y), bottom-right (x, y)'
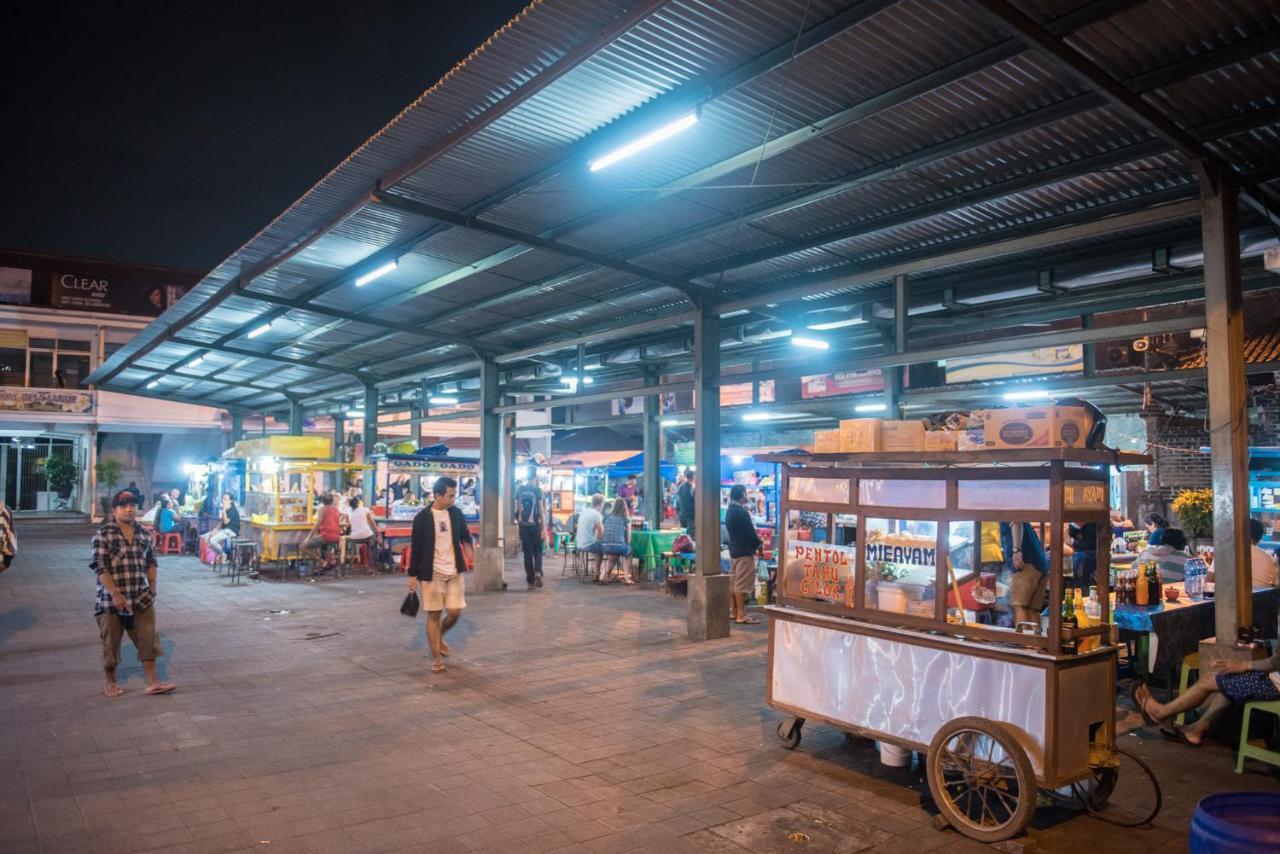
top-left (168, 335), bottom-right (374, 378)
top-left (971, 0), bottom-right (1280, 227)
top-left (371, 192), bottom-right (706, 300)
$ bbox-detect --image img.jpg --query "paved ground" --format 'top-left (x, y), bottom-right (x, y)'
top-left (1, 523), bottom-right (1276, 854)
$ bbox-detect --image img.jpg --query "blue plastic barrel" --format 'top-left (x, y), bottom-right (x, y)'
top-left (1191, 792), bottom-right (1280, 853)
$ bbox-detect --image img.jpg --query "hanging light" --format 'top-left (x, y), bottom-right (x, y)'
top-left (791, 335), bottom-right (830, 350)
top-left (589, 112), bottom-right (699, 172)
top-left (247, 321), bottom-right (273, 339)
top-left (354, 259), bottom-right (398, 287)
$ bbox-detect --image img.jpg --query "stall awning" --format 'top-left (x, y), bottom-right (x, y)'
top-left (548, 450), bottom-right (636, 469)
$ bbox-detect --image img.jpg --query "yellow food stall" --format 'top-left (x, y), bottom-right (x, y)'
top-left (233, 436), bottom-right (369, 560)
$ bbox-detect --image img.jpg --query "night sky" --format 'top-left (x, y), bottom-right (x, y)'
top-left (0, 1), bottom-right (532, 273)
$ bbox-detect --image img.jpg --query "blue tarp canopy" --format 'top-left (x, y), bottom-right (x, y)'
top-left (606, 452), bottom-right (676, 481)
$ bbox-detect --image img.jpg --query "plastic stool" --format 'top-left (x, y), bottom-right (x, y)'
top-left (1235, 699), bottom-right (1280, 774)
top-left (354, 542), bottom-right (372, 571)
top-left (1176, 651), bottom-right (1200, 726)
top-left (157, 531), bottom-right (183, 555)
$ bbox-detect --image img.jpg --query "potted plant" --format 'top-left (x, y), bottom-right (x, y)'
top-left (95, 457), bottom-right (124, 517)
top-left (1172, 488), bottom-right (1214, 545)
top-left (44, 455), bottom-right (78, 499)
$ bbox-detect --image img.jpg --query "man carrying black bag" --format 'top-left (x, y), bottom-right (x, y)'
top-left (407, 477), bottom-right (474, 674)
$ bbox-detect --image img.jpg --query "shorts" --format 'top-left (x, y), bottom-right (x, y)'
top-left (579, 542), bottom-right (604, 555)
top-left (1216, 670), bottom-right (1280, 703)
top-left (421, 574), bottom-right (466, 612)
top-left (1009, 564), bottom-right (1048, 610)
top-left (730, 556), bottom-right (756, 594)
top-left (96, 607), bottom-right (162, 669)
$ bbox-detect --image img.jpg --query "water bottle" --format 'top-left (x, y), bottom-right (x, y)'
top-left (1185, 557), bottom-right (1205, 600)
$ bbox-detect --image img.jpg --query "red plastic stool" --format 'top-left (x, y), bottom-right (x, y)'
top-left (354, 542), bottom-right (372, 570)
top-left (157, 532), bottom-right (183, 555)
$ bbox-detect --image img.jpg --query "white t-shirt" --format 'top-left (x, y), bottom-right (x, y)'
top-left (1251, 544), bottom-right (1277, 589)
top-left (348, 507), bottom-right (375, 540)
top-left (577, 507), bottom-right (603, 549)
top-left (432, 508), bottom-right (456, 578)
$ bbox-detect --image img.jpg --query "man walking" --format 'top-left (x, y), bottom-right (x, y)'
top-left (408, 476), bottom-right (474, 674)
top-left (92, 490), bottom-right (177, 698)
top-left (676, 469), bottom-right (696, 537)
top-left (726, 484), bottom-right (763, 625)
top-left (513, 471), bottom-right (545, 590)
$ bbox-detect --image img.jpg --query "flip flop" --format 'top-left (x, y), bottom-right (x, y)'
top-left (103, 685), bottom-right (125, 698)
top-left (145, 682), bottom-right (177, 695)
top-left (736, 616), bottom-right (762, 625)
top-left (1160, 724), bottom-right (1202, 747)
top-left (430, 662), bottom-right (446, 673)
top-left (1129, 682), bottom-right (1159, 727)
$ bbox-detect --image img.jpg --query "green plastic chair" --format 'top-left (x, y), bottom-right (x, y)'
top-left (1235, 699), bottom-right (1280, 774)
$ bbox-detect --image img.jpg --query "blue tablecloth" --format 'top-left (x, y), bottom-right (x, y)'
top-left (1115, 586), bottom-right (1280, 672)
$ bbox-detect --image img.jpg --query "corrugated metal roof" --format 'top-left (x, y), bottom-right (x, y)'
top-left (89, 0), bottom-right (1280, 414)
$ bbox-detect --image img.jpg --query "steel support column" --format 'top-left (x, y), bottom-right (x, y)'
top-left (642, 368), bottom-right (662, 532)
top-left (502, 412), bottom-right (518, 559)
top-left (1199, 165), bottom-right (1252, 643)
top-left (475, 358), bottom-right (506, 591)
top-left (689, 302), bottom-right (729, 640)
top-left (288, 400), bottom-right (304, 436)
top-left (333, 415), bottom-right (345, 462)
top-left (362, 384), bottom-right (378, 499)
top-left (230, 413), bottom-right (243, 447)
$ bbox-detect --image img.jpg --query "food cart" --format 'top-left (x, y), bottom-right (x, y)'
top-left (761, 448), bottom-right (1150, 842)
top-left (371, 451), bottom-right (479, 534)
top-left (233, 436), bottom-right (369, 561)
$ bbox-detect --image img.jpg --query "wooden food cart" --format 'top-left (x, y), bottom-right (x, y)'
top-left (761, 448), bottom-right (1150, 842)
top-left (235, 436), bottom-right (369, 561)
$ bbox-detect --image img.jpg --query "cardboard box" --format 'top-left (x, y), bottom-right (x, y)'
top-left (924, 430), bottom-right (958, 452)
top-left (984, 405), bottom-right (1092, 449)
top-left (957, 427), bottom-right (985, 452)
top-left (813, 429), bottom-right (840, 453)
top-left (838, 418), bottom-right (882, 453)
top-left (882, 420), bottom-right (926, 452)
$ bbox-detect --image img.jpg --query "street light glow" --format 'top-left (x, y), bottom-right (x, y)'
top-left (589, 112), bottom-right (699, 172)
top-left (354, 259), bottom-right (398, 287)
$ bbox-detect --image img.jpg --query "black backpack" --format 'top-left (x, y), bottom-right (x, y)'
top-left (517, 490), bottom-right (538, 526)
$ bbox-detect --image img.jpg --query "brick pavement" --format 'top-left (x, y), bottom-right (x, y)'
top-left (1, 522), bottom-right (1276, 853)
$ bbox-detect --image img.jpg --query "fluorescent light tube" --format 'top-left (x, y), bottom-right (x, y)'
top-left (354, 259), bottom-right (398, 287)
top-left (345, 410), bottom-right (364, 419)
top-left (1003, 389), bottom-right (1051, 402)
top-left (855, 403), bottom-right (887, 413)
top-left (247, 322), bottom-right (272, 339)
top-left (807, 318), bottom-right (864, 331)
top-left (188, 355), bottom-right (204, 367)
top-left (146, 380), bottom-right (159, 389)
top-left (792, 336), bottom-right (830, 350)
top-left (742, 412), bottom-right (772, 422)
top-left (429, 396), bottom-right (458, 405)
top-left (589, 112), bottom-right (699, 172)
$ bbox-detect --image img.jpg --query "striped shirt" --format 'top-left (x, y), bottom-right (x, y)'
top-left (91, 521), bottom-right (156, 615)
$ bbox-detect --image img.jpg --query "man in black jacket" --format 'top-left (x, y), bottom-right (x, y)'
top-left (407, 476), bottom-right (474, 673)
top-left (726, 484), bottom-right (763, 625)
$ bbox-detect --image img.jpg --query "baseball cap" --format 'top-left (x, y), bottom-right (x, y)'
top-left (111, 490), bottom-right (139, 507)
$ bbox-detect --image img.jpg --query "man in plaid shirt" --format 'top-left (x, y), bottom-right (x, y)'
top-left (92, 490), bottom-right (177, 698)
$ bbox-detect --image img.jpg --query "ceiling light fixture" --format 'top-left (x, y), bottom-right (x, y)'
top-left (589, 112), bottom-right (699, 172)
top-left (247, 322), bottom-right (273, 339)
top-left (1003, 389), bottom-right (1051, 402)
top-left (429, 396), bottom-right (458, 406)
top-left (742, 412), bottom-right (773, 422)
top-left (354, 259), bottom-right (398, 287)
top-left (854, 402), bottom-right (887, 413)
top-left (146, 380), bottom-right (159, 389)
top-left (792, 336), bottom-right (830, 350)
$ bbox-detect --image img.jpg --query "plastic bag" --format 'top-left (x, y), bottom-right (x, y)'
top-left (400, 590), bottom-right (420, 618)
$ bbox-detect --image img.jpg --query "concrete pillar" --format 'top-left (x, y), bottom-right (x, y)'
top-left (690, 301), bottom-right (729, 640)
top-left (474, 358), bottom-right (506, 591)
top-left (502, 412), bottom-right (518, 558)
top-left (362, 383), bottom-right (378, 500)
top-left (1198, 164), bottom-right (1252, 644)
top-left (230, 413), bottom-right (244, 446)
top-left (643, 368), bottom-right (662, 531)
top-left (288, 400), bottom-right (304, 436)
top-left (332, 414), bottom-right (344, 462)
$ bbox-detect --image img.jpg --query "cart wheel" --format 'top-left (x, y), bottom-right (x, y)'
top-left (927, 716), bottom-right (1035, 843)
top-left (776, 718), bottom-right (804, 750)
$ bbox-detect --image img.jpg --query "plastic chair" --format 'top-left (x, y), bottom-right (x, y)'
top-left (1176, 652), bottom-right (1200, 726)
top-left (1235, 699), bottom-right (1280, 774)
top-left (156, 531), bottom-right (183, 555)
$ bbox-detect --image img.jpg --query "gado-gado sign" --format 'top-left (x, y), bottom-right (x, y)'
top-left (0, 389), bottom-right (94, 414)
top-left (51, 271), bottom-right (189, 316)
top-left (784, 541), bottom-right (856, 606)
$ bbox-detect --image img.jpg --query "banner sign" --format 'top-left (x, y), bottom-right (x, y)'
top-left (945, 345), bottom-right (1082, 384)
top-left (0, 266), bottom-right (32, 305)
top-left (0, 389), bottom-right (94, 414)
top-left (801, 369), bottom-right (883, 399)
top-left (50, 271), bottom-right (189, 316)
top-left (785, 541), bottom-right (856, 605)
top-left (720, 379), bottom-right (775, 407)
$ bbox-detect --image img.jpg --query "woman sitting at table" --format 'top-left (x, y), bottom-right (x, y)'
top-left (597, 498), bottom-right (633, 584)
top-left (156, 496), bottom-right (183, 535)
top-left (1144, 512), bottom-right (1169, 547)
top-left (1134, 526), bottom-right (1192, 581)
top-left (1134, 650), bottom-right (1280, 746)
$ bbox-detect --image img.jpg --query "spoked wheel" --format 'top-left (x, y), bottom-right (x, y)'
top-left (927, 716), bottom-right (1035, 843)
top-left (1051, 745), bottom-right (1161, 827)
top-left (776, 717), bottom-right (804, 750)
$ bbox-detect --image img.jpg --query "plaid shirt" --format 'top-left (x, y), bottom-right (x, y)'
top-left (91, 520), bottom-right (156, 615)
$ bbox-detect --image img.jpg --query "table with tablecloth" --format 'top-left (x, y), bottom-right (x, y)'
top-left (1113, 584), bottom-right (1280, 673)
top-left (628, 529), bottom-right (684, 580)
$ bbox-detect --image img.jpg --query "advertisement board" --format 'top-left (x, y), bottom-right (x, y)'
top-left (800, 369), bottom-right (883, 399)
top-left (0, 389), bottom-right (94, 414)
top-left (945, 345), bottom-right (1082, 384)
top-left (0, 266), bottom-right (32, 305)
top-left (50, 270), bottom-right (189, 316)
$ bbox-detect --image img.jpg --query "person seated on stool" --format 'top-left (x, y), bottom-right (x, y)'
top-left (598, 498), bottom-right (633, 584)
top-left (201, 493), bottom-right (240, 564)
top-left (340, 495), bottom-right (379, 569)
top-left (303, 494), bottom-right (342, 569)
top-left (1134, 649), bottom-right (1280, 746)
top-left (576, 493), bottom-right (605, 574)
top-left (156, 496), bottom-right (183, 536)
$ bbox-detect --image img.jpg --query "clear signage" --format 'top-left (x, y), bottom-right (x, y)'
top-left (51, 271), bottom-right (188, 316)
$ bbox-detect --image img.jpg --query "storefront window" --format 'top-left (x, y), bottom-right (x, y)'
top-left (28, 351), bottom-right (54, 388)
top-left (0, 348), bottom-right (23, 386)
top-left (57, 354), bottom-right (91, 388)
top-left (864, 517), bottom-right (938, 617)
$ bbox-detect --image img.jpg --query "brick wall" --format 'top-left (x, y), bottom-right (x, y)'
top-left (1140, 385), bottom-right (1280, 520)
